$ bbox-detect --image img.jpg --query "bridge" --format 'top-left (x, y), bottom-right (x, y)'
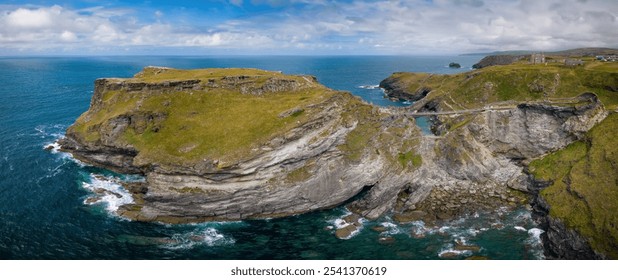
top-left (404, 105), bottom-right (516, 117)
top-left (404, 95), bottom-right (595, 117)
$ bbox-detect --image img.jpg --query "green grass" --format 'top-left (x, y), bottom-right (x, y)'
top-left (388, 62), bottom-right (618, 110)
top-left (338, 104), bottom-right (382, 162)
top-left (529, 113), bottom-right (618, 258)
top-left (69, 68), bottom-right (334, 168)
top-left (133, 67), bottom-right (293, 83)
top-left (398, 151), bottom-right (422, 169)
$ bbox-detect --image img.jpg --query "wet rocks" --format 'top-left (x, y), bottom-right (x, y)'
top-left (393, 210), bottom-right (427, 223)
top-left (335, 214), bottom-right (363, 239)
top-left (335, 214), bottom-right (362, 239)
top-left (371, 226), bottom-right (388, 233)
top-left (465, 256), bottom-right (489, 260)
top-left (455, 241), bottom-right (481, 252)
top-left (378, 236), bottom-right (395, 244)
top-left (335, 225), bottom-right (358, 239)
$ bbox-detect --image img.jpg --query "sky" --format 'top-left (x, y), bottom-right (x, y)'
top-left (0, 0), bottom-right (616, 55)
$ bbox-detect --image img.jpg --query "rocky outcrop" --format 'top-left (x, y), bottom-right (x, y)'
top-left (351, 93), bottom-right (606, 224)
top-left (472, 55), bottom-right (527, 69)
top-left (379, 75), bottom-right (431, 102)
top-left (530, 186), bottom-right (602, 259)
top-left (60, 67), bottom-right (421, 223)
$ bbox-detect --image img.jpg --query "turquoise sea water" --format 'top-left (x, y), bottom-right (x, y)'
top-left (0, 56), bottom-right (544, 259)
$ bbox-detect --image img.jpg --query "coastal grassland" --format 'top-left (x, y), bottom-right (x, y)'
top-left (133, 67), bottom-right (292, 83)
top-left (70, 68), bottom-right (335, 168)
top-left (391, 62), bottom-right (618, 110)
top-left (529, 113), bottom-right (618, 258)
top-left (127, 88), bottom-right (331, 167)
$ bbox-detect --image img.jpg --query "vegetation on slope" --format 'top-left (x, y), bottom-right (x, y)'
top-left (69, 67), bottom-right (336, 168)
top-left (529, 113), bottom-right (618, 258)
top-left (387, 61), bottom-right (618, 110)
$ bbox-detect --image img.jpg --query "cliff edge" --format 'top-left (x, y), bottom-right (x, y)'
top-left (380, 60), bottom-right (617, 258)
top-left (59, 67), bottom-right (422, 223)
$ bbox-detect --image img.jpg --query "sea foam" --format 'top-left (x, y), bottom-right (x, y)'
top-left (82, 174), bottom-right (134, 214)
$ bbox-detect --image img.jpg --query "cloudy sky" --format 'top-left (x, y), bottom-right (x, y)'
top-left (0, 0), bottom-right (616, 55)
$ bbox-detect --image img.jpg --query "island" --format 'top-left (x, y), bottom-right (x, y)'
top-left (60, 55), bottom-right (617, 259)
top-left (448, 62), bottom-right (461, 68)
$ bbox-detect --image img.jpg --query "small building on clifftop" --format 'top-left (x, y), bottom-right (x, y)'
top-left (530, 53), bottom-right (545, 64)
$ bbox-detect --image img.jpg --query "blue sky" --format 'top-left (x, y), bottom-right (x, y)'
top-left (1, 0), bottom-right (616, 55)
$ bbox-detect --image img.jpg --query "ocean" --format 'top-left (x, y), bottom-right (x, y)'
top-left (0, 55), bottom-right (544, 259)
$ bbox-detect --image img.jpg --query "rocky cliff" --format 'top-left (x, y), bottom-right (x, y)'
top-left (380, 60), bottom-right (617, 258)
top-left (60, 63), bottom-right (617, 259)
top-left (60, 67), bottom-right (423, 223)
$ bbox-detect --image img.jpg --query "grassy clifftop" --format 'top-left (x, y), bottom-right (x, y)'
top-left (67, 67), bottom-right (339, 168)
top-left (529, 113), bottom-right (618, 258)
top-left (386, 61), bottom-right (618, 110)
top-left (386, 59), bottom-right (618, 257)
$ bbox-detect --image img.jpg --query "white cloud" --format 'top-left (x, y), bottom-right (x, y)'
top-left (5, 5), bottom-right (58, 28)
top-left (60, 30), bottom-right (77, 41)
top-left (0, 0), bottom-right (616, 55)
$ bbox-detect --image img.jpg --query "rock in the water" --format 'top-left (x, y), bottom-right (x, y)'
top-left (371, 226), bottom-right (388, 233)
top-left (393, 210), bottom-right (427, 223)
top-left (84, 197), bottom-right (101, 204)
top-left (465, 255), bottom-right (489, 260)
top-left (448, 62), bottom-right (461, 68)
top-left (454, 243), bottom-right (481, 252)
top-left (439, 252), bottom-right (459, 259)
top-left (335, 224), bottom-right (358, 239)
top-left (378, 236), bottom-right (395, 244)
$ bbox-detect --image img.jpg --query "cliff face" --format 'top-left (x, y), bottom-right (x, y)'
top-left (529, 113), bottom-right (618, 259)
top-left (353, 94), bottom-right (606, 225)
top-left (379, 61), bottom-right (617, 258)
top-left (60, 67), bottom-right (422, 223)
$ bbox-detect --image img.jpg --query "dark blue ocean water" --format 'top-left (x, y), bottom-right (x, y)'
top-left (0, 56), bottom-right (544, 259)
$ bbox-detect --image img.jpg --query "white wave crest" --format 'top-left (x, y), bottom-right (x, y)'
top-left (527, 228), bottom-right (546, 259)
top-left (82, 174), bottom-right (134, 214)
top-left (358, 85), bottom-right (380, 89)
top-left (329, 210), bottom-right (366, 240)
top-left (514, 226), bottom-right (527, 231)
top-left (164, 228), bottom-right (235, 250)
top-left (379, 221), bottom-right (402, 235)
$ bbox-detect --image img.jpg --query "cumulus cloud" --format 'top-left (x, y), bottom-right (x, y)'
top-left (0, 0), bottom-right (616, 55)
